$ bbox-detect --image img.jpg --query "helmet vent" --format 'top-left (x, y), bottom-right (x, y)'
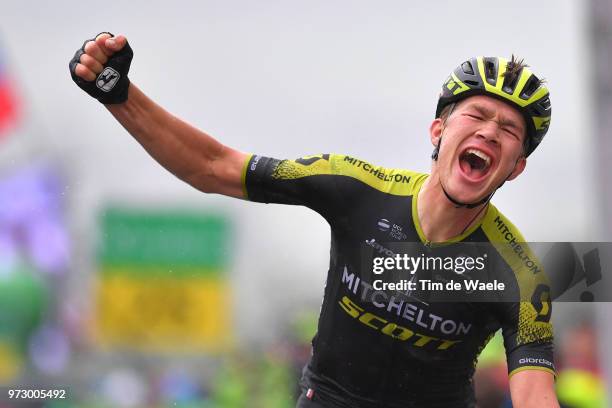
top-left (502, 72), bottom-right (520, 94)
top-left (520, 75), bottom-right (541, 99)
top-left (465, 80), bottom-right (479, 86)
top-left (461, 61), bottom-right (474, 75)
top-left (539, 96), bottom-right (551, 110)
top-left (483, 58), bottom-right (498, 85)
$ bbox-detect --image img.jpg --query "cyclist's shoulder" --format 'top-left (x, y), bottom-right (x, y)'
top-left (327, 154), bottom-right (428, 196)
top-left (263, 153), bottom-right (428, 195)
top-left (480, 204), bottom-right (546, 278)
top-left (480, 204), bottom-right (528, 243)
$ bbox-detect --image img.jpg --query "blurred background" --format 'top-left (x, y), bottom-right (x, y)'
top-left (0, 0), bottom-right (611, 407)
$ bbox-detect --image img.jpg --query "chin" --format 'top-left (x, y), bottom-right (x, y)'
top-left (446, 182), bottom-right (492, 205)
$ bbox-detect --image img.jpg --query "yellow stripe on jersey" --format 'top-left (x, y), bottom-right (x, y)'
top-left (410, 175), bottom-right (495, 246)
top-left (241, 153), bottom-right (254, 199)
top-left (509, 366), bottom-right (556, 379)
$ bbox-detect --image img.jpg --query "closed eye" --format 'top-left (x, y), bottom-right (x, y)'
top-left (465, 113), bottom-right (483, 120)
top-left (502, 127), bottom-right (520, 139)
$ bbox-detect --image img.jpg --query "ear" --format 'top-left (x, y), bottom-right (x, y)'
top-left (430, 118), bottom-right (444, 148)
top-left (507, 156), bottom-right (527, 181)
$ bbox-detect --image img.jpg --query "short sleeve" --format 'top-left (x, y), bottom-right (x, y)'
top-left (243, 154), bottom-right (345, 220)
top-left (481, 206), bottom-right (556, 378)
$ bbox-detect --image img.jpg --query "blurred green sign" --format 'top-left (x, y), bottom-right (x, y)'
top-left (98, 208), bottom-right (230, 273)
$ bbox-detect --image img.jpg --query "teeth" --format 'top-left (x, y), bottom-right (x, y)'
top-left (466, 148), bottom-right (491, 167)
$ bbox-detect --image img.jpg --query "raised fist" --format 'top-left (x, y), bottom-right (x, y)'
top-left (69, 32), bottom-right (133, 104)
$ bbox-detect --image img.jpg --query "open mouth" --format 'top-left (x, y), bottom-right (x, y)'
top-left (458, 148), bottom-right (492, 180)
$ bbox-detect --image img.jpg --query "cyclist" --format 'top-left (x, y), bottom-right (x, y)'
top-left (70, 32), bottom-right (557, 408)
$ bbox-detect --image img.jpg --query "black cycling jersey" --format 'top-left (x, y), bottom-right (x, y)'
top-left (243, 153), bottom-right (555, 408)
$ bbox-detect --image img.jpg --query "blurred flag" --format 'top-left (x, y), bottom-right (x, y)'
top-left (0, 164), bottom-right (71, 276)
top-left (0, 45), bottom-right (19, 138)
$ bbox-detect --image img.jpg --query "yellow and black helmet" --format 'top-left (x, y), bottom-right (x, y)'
top-left (436, 56), bottom-right (551, 156)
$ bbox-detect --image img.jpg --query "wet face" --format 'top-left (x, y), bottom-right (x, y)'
top-left (430, 95), bottom-right (527, 204)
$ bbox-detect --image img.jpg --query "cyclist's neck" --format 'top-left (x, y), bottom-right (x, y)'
top-left (416, 176), bottom-right (489, 243)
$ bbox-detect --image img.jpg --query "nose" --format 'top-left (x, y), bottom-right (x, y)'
top-left (475, 120), bottom-right (500, 145)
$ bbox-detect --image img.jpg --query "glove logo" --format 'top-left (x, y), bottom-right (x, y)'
top-left (96, 67), bottom-right (120, 92)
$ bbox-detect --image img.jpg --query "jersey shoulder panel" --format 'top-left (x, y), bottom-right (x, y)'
top-left (244, 153), bottom-right (427, 197)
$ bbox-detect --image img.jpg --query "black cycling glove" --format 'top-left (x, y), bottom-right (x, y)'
top-left (69, 32), bottom-right (133, 104)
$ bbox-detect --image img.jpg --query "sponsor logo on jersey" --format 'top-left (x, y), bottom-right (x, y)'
top-left (341, 267), bottom-right (472, 338)
top-left (338, 295), bottom-right (462, 350)
top-left (389, 223), bottom-right (408, 240)
top-left (494, 216), bottom-right (541, 274)
top-left (250, 155), bottom-right (262, 171)
top-left (295, 154), bottom-right (330, 166)
top-left (344, 156), bottom-right (411, 183)
top-left (374, 218), bottom-right (408, 241)
top-left (377, 219), bottom-right (390, 232)
top-left (531, 283), bottom-right (552, 323)
top-left (518, 357), bottom-right (554, 367)
top-left (365, 238), bottom-right (395, 257)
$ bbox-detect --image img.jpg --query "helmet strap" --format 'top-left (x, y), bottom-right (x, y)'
top-left (438, 161), bottom-right (519, 235)
top-left (439, 163), bottom-right (516, 210)
top-left (431, 103), bottom-right (456, 161)
top-left (441, 185), bottom-right (493, 209)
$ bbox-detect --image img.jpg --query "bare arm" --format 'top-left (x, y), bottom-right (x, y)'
top-left (105, 84), bottom-right (248, 197)
top-left (509, 370), bottom-right (559, 408)
top-left (73, 33), bottom-right (248, 198)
